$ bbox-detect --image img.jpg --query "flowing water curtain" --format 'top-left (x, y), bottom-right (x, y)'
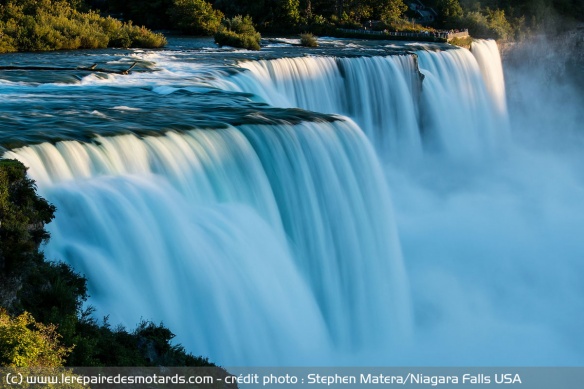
top-left (470, 39), bottom-right (509, 119)
top-left (237, 120), bottom-right (412, 350)
top-left (212, 41), bottom-right (509, 161)
top-left (218, 55), bottom-right (423, 161)
top-left (5, 120), bottom-right (411, 364)
top-left (417, 40), bottom-right (510, 157)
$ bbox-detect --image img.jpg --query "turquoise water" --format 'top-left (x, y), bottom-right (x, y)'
top-left (2, 37), bottom-right (583, 366)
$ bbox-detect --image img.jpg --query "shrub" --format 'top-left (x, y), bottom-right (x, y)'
top-left (0, 309), bottom-right (70, 367)
top-left (458, 9), bottom-right (514, 40)
top-left (123, 24), bottom-right (168, 48)
top-left (168, 0), bottom-right (224, 35)
top-left (300, 32), bottom-right (318, 47)
top-left (214, 15), bottom-right (261, 50)
top-left (449, 35), bottom-right (473, 48)
top-left (0, 0), bottom-right (166, 52)
top-left (459, 11), bottom-right (492, 38)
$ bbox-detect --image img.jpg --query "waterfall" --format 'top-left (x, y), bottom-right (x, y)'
top-left (213, 40), bottom-right (508, 160)
top-left (417, 43), bottom-right (509, 156)
top-left (470, 39), bottom-right (508, 117)
top-left (6, 39), bottom-right (573, 366)
top-left (5, 120), bottom-right (410, 365)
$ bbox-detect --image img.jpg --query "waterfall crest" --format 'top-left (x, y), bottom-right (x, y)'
top-left (214, 41), bottom-right (508, 161)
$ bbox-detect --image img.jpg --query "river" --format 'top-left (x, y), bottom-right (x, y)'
top-left (1, 36), bottom-right (583, 366)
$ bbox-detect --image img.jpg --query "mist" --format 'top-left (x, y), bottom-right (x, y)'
top-left (387, 34), bottom-right (584, 365)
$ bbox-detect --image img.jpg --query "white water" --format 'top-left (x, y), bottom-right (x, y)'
top-left (5, 121), bottom-right (410, 365)
top-left (213, 41), bottom-right (509, 161)
top-left (217, 55), bottom-right (423, 161)
top-left (4, 39), bottom-right (584, 365)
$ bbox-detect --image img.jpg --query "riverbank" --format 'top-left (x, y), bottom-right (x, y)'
top-left (0, 0), bottom-right (165, 53)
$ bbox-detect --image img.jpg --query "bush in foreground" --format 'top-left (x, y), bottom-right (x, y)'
top-left (0, 309), bottom-right (70, 367)
top-left (215, 15), bottom-right (261, 50)
top-left (300, 32), bottom-right (318, 47)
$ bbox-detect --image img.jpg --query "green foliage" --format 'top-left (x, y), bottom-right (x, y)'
top-left (213, 0), bottom-right (301, 30)
top-left (449, 35), bottom-right (473, 48)
top-left (329, 12), bottom-right (361, 29)
top-left (379, 0), bottom-right (408, 24)
top-left (121, 23), bottom-right (168, 48)
top-left (485, 8), bottom-right (513, 40)
top-left (459, 10), bottom-right (491, 37)
top-left (436, 0), bottom-right (464, 28)
top-left (457, 7), bottom-right (517, 40)
top-left (66, 313), bottom-right (215, 366)
top-left (168, 0), bottom-right (224, 35)
top-left (374, 18), bottom-right (434, 33)
top-left (344, 1), bottom-right (373, 21)
top-left (455, 0), bottom-right (583, 39)
top-left (302, 14), bottom-right (337, 35)
top-left (0, 309), bottom-right (70, 367)
top-left (300, 32), bottom-right (318, 47)
top-left (275, 0), bottom-right (302, 27)
top-left (0, 159), bottom-right (55, 278)
top-left (0, 0), bottom-right (166, 53)
top-left (215, 15), bottom-right (262, 50)
top-left (11, 0), bottom-right (579, 39)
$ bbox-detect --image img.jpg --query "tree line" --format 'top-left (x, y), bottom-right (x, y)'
top-left (432, 0), bottom-right (584, 40)
top-left (88, 0), bottom-right (584, 42)
top-left (2, 0), bottom-right (582, 52)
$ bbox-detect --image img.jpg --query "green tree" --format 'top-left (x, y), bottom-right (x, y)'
top-left (168, 0), bottom-right (224, 35)
top-left (436, 0), bottom-right (463, 27)
top-left (213, 0), bottom-right (300, 30)
top-left (0, 309), bottom-right (85, 388)
top-left (459, 10), bottom-right (491, 37)
top-left (345, 0), bottom-right (373, 21)
top-left (379, 0), bottom-right (408, 23)
top-left (274, 0), bottom-right (301, 26)
top-left (486, 8), bottom-right (513, 40)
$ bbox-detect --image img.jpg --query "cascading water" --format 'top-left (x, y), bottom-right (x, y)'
top-left (5, 120), bottom-right (410, 365)
top-left (417, 41), bottom-right (510, 156)
top-left (214, 40), bottom-right (508, 160)
top-left (214, 55), bottom-right (423, 160)
top-left (3, 38), bottom-right (583, 366)
top-left (470, 39), bottom-right (508, 117)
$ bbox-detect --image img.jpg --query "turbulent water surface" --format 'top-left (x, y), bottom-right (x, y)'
top-left (1, 36), bottom-right (583, 366)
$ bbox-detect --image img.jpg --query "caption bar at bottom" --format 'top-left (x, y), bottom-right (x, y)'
top-left (2, 367), bottom-right (584, 387)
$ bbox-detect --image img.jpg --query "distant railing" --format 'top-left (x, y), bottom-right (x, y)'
top-left (447, 30), bottom-right (470, 39)
top-left (337, 28), bottom-right (469, 42)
